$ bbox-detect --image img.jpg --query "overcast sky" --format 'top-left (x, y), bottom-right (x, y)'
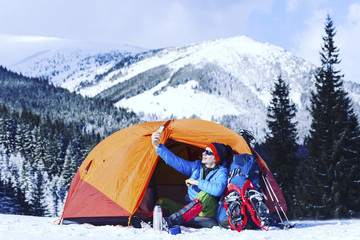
top-left (0, 0), bottom-right (359, 83)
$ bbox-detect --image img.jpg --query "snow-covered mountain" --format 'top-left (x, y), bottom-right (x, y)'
top-left (8, 37), bottom-right (156, 93)
top-left (7, 36), bottom-right (360, 142)
top-left (91, 36), bottom-right (319, 141)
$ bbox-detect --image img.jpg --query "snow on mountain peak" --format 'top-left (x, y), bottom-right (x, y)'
top-left (80, 35), bottom-right (318, 141)
top-left (4, 36), bottom-right (148, 92)
top-left (3, 35), bottom-right (360, 142)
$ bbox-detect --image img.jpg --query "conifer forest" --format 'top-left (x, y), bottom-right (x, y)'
top-left (0, 66), bottom-right (140, 216)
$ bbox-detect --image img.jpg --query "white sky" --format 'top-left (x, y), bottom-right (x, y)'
top-left (0, 0), bottom-right (359, 83)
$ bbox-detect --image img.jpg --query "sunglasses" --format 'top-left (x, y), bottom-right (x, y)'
top-left (204, 149), bottom-right (214, 155)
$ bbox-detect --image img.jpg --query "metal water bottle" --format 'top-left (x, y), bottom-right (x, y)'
top-left (153, 205), bottom-right (163, 231)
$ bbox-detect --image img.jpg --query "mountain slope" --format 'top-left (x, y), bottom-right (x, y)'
top-left (9, 38), bottom-right (155, 93)
top-left (89, 36), bottom-right (320, 141)
top-left (7, 36), bottom-right (360, 142)
top-left (0, 66), bottom-right (140, 137)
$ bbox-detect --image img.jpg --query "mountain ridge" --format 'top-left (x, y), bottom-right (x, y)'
top-left (5, 35), bottom-right (360, 142)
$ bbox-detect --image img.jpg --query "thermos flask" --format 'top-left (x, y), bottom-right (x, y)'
top-left (153, 205), bottom-right (163, 231)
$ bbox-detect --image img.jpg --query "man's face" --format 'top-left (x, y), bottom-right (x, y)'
top-left (201, 147), bottom-right (216, 167)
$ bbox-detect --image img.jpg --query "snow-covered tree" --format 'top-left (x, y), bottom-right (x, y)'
top-left (0, 64), bottom-right (137, 217)
top-left (62, 142), bottom-right (78, 189)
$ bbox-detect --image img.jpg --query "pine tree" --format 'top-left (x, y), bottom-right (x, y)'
top-left (0, 105), bottom-right (12, 153)
top-left (0, 105), bottom-right (8, 146)
top-left (264, 75), bottom-right (298, 217)
top-left (62, 142), bottom-right (78, 189)
top-left (5, 113), bottom-right (17, 154)
top-left (0, 148), bottom-right (30, 215)
top-left (302, 15), bottom-right (360, 219)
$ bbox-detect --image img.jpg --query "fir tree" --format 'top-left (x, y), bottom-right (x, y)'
top-left (0, 105), bottom-right (8, 146)
top-left (264, 75), bottom-right (298, 217)
top-left (302, 15), bottom-right (360, 219)
top-left (5, 113), bottom-right (17, 154)
top-left (62, 142), bottom-right (78, 189)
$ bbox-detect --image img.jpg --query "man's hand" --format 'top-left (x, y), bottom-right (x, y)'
top-left (185, 178), bottom-right (199, 187)
top-left (151, 131), bottom-right (162, 149)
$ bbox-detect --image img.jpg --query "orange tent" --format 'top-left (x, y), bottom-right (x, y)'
top-left (60, 119), bottom-right (285, 225)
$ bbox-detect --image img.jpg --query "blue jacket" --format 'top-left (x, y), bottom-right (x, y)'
top-left (156, 144), bottom-right (229, 203)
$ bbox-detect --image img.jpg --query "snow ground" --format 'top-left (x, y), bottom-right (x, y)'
top-left (0, 214), bottom-right (359, 240)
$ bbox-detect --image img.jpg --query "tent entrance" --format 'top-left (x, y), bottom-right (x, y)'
top-left (138, 139), bottom-right (203, 212)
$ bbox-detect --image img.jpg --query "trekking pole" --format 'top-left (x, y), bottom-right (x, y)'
top-left (238, 129), bottom-right (292, 228)
top-left (260, 174), bottom-right (284, 226)
top-left (262, 174), bottom-right (292, 228)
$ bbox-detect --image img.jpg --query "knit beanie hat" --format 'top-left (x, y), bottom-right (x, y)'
top-left (207, 143), bottom-right (232, 165)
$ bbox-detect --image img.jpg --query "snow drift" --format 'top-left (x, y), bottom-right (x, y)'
top-left (0, 214), bottom-right (359, 240)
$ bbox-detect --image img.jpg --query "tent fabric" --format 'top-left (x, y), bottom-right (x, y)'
top-left (60, 119), bottom-right (285, 225)
top-left (62, 172), bottom-right (131, 218)
top-left (252, 150), bottom-right (288, 213)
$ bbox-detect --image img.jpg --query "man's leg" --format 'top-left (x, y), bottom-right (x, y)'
top-left (156, 198), bottom-right (184, 216)
top-left (195, 191), bottom-right (217, 217)
top-left (164, 191), bottom-right (217, 228)
top-left (164, 198), bottom-right (203, 227)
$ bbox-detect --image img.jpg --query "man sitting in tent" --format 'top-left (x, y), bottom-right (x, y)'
top-left (151, 131), bottom-right (233, 229)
